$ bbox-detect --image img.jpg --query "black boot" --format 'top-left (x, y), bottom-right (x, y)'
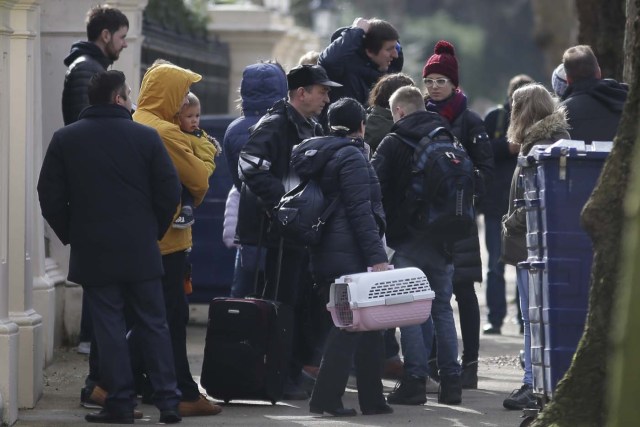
top-left (460, 361), bottom-right (478, 389)
top-left (438, 375), bottom-right (462, 405)
top-left (386, 374), bottom-right (427, 405)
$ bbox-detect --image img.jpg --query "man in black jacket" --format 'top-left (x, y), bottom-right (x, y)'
top-left (560, 45), bottom-right (628, 143)
top-left (372, 86), bottom-right (462, 406)
top-left (62, 5), bottom-right (129, 125)
top-left (238, 64), bottom-right (341, 400)
top-left (38, 71), bottom-right (182, 424)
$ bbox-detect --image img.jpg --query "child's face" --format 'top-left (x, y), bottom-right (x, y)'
top-left (179, 104), bottom-right (201, 133)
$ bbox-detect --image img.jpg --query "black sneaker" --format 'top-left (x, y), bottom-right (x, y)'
top-left (386, 375), bottom-right (427, 405)
top-left (438, 375), bottom-right (462, 405)
top-left (460, 361), bottom-right (478, 389)
top-left (172, 206), bottom-right (194, 229)
top-left (503, 384), bottom-right (537, 410)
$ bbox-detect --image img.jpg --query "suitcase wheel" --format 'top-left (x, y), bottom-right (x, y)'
top-left (519, 416), bottom-right (536, 427)
top-left (271, 400), bottom-right (277, 405)
top-left (224, 399), bottom-right (230, 404)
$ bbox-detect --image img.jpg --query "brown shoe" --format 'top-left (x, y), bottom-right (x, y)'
top-left (383, 357), bottom-right (404, 380)
top-left (89, 386), bottom-right (143, 419)
top-left (178, 394), bottom-right (222, 417)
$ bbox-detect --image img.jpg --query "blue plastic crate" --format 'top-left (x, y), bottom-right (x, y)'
top-left (523, 141), bottom-right (610, 399)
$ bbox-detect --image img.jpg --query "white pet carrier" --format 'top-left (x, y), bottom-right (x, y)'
top-left (327, 267), bottom-right (435, 332)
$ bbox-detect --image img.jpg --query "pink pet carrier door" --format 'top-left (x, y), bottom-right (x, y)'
top-left (327, 267), bottom-right (435, 332)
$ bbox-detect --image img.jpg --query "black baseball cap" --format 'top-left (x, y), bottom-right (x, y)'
top-left (287, 65), bottom-right (342, 90)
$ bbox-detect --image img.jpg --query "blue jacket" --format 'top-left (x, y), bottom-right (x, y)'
top-left (38, 104), bottom-right (181, 286)
top-left (292, 135), bottom-right (387, 284)
top-left (223, 63), bottom-right (288, 190)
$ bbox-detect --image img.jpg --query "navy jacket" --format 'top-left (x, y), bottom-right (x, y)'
top-left (292, 135), bottom-right (387, 284)
top-left (62, 41), bottom-right (112, 125)
top-left (223, 62), bottom-right (288, 191)
top-left (560, 78), bottom-right (628, 143)
top-left (319, 27), bottom-right (403, 105)
top-left (38, 104), bottom-right (181, 286)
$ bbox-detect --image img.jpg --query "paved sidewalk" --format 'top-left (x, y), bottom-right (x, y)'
top-left (16, 223), bottom-right (532, 426)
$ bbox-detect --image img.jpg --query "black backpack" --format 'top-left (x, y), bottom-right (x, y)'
top-left (274, 179), bottom-right (338, 246)
top-left (393, 127), bottom-right (476, 243)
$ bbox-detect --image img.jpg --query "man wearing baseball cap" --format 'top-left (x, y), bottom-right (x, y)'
top-left (237, 64), bottom-right (341, 400)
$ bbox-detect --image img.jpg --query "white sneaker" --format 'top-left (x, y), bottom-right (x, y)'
top-left (77, 341), bottom-right (91, 355)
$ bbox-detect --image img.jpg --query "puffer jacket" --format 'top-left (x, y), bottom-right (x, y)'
top-left (365, 104), bottom-right (394, 154)
top-left (560, 78), bottom-right (628, 143)
top-left (236, 99), bottom-right (321, 246)
top-left (292, 135), bottom-right (387, 284)
top-left (502, 109), bottom-right (570, 265)
top-left (223, 63), bottom-right (288, 190)
top-left (372, 110), bottom-right (451, 249)
top-left (62, 41), bottom-right (112, 125)
top-left (319, 26), bottom-right (403, 105)
top-left (133, 63), bottom-right (208, 255)
top-left (449, 108), bottom-right (494, 283)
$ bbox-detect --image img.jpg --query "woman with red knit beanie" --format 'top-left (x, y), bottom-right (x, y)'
top-left (423, 40), bottom-right (494, 391)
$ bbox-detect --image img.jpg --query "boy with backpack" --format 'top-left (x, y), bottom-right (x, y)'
top-left (372, 85), bottom-right (468, 406)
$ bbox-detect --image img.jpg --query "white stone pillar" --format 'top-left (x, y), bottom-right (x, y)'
top-left (8, 0), bottom-right (44, 409)
top-left (0, 1), bottom-right (20, 421)
top-left (39, 0), bottom-right (148, 345)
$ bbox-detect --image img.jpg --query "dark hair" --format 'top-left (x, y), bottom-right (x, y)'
top-left (88, 70), bottom-right (127, 105)
top-left (363, 19), bottom-right (399, 54)
top-left (368, 73), bottom-right (415, 108)
top-left (563, 45), bottom-right (599, 81)
top-left (328, 97), bottom-right (366, 135)
top-left (86, 5), bottom-right (129, 42)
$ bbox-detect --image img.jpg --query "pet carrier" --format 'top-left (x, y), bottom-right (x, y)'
top-left (327, 267), bottom-right (435, 332)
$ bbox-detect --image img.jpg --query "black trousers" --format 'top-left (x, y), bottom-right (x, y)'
top-left (309, 287), bottom-right (386, 411)
top-left (159, 251), bottom-right (201, 401)
top-left (84, 278), bottom-right (181, 413)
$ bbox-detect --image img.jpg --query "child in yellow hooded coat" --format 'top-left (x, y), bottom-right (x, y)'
top-left (174, 92), bottom-right (222, 229)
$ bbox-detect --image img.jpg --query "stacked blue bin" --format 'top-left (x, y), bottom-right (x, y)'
top-left (519, 140), bottom-right (611, 400)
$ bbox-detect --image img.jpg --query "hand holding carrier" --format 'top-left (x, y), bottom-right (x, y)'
top-left (327, 267), bottom-right (435, 332)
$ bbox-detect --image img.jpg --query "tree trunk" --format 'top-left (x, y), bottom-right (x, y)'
top-left (576, 0), bottom-right (626, 80)
top-left (624, 0), bottom-right (638, 83)
top-left (531, 2), bottom-right (639, 426)
top-left (530, 0), bottom-right (579, 76)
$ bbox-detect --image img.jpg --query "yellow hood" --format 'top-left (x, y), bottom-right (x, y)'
top-left (137, 63), bottom-right (202, 121)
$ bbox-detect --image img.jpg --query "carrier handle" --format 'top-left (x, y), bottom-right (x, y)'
top-left (385, 294), bottom-right (415, 305)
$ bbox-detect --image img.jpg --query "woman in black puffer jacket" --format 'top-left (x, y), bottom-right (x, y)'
top-left (291, 98), bottom-right (391, 417)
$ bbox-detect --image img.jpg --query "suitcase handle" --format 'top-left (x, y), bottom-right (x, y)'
top-left (385, 294), bottom-right (415, 305)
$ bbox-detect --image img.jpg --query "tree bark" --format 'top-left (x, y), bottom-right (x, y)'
top-left (576, 0), bottom-right (626, 80)
top-left (531, 2), bottom-right (639, 426)
top-left (624, 0), bottom-right (638, 83)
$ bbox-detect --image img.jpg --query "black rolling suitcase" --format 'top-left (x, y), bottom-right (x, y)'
top-left (200, 238), bottom-right (293, 404)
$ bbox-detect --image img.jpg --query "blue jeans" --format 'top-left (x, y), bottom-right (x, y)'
top-left (394, 242), bottom-right (460, 379)
top-left (229, 246), bottom-right (264, 298)
top-left (517, 266), bottom-right (532, 386)
top-left (484, 214), bottom-right (507, 328)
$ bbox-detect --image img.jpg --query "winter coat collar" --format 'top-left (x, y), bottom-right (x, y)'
top-left (520, 109), bottom-right (571, 155)
top-left (563, 78), bottom-right (628, 114)
top-left (78, 104), bottom-right (132, 120)
top-left (63, 41), bottom-right (111, 69)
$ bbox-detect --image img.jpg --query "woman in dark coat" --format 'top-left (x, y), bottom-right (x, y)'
top-left (421, 40), bottom-right (494, 388)
top-left (291, 98), bottom-right (391, 417)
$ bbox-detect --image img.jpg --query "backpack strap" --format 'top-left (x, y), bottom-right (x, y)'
top-left (313, 197), bottom-right (340, 231)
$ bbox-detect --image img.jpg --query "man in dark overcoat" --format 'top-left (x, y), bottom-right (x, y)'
top-left (38, 70), bottom-right (182, 425)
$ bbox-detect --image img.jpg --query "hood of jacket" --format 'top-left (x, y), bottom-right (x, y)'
top-left (241, 63), bottom-right (288, 116)
top-left (390, 110), bottom-right (450, 140)
top-left (291, 136), bottom-right (363, 180)
top-left (520, 108), bottom-right (571, 154)
top-left (136, 63), bottom-right (202, 122)
top-left (63, 41), bottom-right (111, 69)
top-left (564, 78), bottom-right (628, 114)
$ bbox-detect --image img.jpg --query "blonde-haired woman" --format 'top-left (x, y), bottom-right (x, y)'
top-left (501, 83), bottom-right (570, 409)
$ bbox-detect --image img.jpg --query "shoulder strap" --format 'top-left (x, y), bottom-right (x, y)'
top-left (389, 132), bottom-right (418, 149)
top-left (494, 107), bottom-right (507, 139)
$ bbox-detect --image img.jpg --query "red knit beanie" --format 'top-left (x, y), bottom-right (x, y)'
top-left (422, 40), bottom-right (459, 87)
